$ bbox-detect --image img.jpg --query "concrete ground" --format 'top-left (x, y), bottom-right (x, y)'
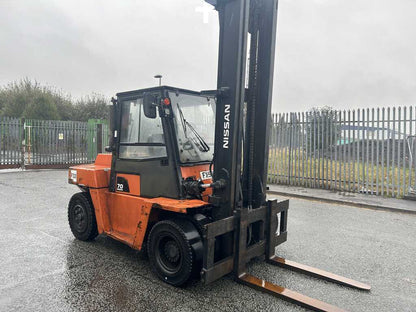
top-left (268, 184), bottom-right (416, 214)
top-left (0, 170), bottom-right (415, 312)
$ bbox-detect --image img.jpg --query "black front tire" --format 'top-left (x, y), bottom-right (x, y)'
top-left (147, 219), bottom-right (201, 286)
top-left (68, 192), bottom-right (98, 241)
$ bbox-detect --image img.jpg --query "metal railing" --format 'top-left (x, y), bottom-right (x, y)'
top-left (407, 135), bottom-right (416, 195)
top-left (0, 117), bottom-right (109, 169)
top-left (268, 106), bottom-right (416, 198)
top-left (2, 108), bottom-right (415, 198)
top-left (0, 117), bottom-right (22, 169)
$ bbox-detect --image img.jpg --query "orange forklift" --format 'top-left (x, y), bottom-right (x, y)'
top-left (67, 1), bottom-right (370, 310)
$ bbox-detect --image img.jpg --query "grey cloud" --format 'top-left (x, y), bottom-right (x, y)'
top-left (1, 0), bottom-right (415, 112)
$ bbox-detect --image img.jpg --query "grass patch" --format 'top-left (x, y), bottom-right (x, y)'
top-left (267, 148), bottom-right (416, 198)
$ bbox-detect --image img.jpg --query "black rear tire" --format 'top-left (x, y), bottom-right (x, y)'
top-left (147, 219), bottom-right (201, 286)
top-left (68, 192), bottom-right (98, 241)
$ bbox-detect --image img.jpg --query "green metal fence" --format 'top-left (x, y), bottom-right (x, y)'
top-left (0, 117), bottom-right (23, 169)
top-left (0, 117), bottom-right (109, 169)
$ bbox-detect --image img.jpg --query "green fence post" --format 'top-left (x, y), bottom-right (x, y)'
top-left (20, 118), bottom-right (25, 169)
top-left (87, 119), bottom-right (109, 162)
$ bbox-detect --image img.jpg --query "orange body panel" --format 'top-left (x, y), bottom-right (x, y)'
top-left (116, 173), bottom-right (141, 196)
top-left (143, 197), bottom-right (208, 213)
top-left (90, 191), bottom-right (207, 249)
top-left (95, 153), bottom-right (112, 166)
top-left (107, 192), bottom-right (152, 247)
top-left (69, 154), bottom-right (210, 250)
top-left (180, 164), bottom-right (213, 202)
top-left (69, 153), bottom-right (112, 188)
top-left (89, 188), bottom-right (111, 234)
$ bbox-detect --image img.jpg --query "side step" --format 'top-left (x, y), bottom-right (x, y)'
top-left (238, 273), bottom-right (346, 312)
top-left (268, 256), bottom-right (371, 291)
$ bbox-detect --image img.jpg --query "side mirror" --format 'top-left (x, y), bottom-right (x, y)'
top-left (143, 93), bottom-right (157, 119)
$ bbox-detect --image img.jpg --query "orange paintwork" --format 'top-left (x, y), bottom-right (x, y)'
top-left (106, 192), bottom-right (151, 247)
top-left (69, 153), bottom-right (112, 188)
top-left (89, 189), bottom-right (207, 249)
top-left (95, 153), bottom-right (112, 166)
top-left (103, 193), bottom-right (208, 249)
top-left (180, 164), bottom-right (213, 202)
top-left (116, 173), bottom-right (141, 196)
top-left (68, 153), bottom-right (211, 251)
top-left (89, 188), bottom-right (111, 234)
top-left (144, 197), bottom-right (208, 213)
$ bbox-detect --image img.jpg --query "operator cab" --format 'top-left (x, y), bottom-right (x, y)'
top-left (110, 86), bottom-right (216, 200)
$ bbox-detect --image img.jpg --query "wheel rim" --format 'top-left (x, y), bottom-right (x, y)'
top-left (155, 233), bottom-right (183, 275)
top-left (72, 203), bottom-right (87, 233)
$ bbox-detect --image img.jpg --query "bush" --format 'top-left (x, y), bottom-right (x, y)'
top-left (0, 78), bottom-right (109, 121)
top-left (72, 93), bottom-right (110, 122)
top-left (23, 94), bottom-right (60, 120)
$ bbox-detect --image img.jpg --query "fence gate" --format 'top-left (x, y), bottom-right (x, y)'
top-left (0, 117), bottom-right (23, 169)
top-left (0, 117), bottom-right (108, 169)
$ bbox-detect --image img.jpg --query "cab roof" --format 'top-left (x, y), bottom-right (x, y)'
top-left (116, 86), bottom-right (216, 98)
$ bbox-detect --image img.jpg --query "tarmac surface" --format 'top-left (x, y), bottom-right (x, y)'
top-left (0, 169), bottom-right (415, 312)
top-left (268, 184), bottom-right (416, 215)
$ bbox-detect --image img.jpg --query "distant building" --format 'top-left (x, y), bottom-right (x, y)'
top-left (338, 125), bottom-right (403, 145)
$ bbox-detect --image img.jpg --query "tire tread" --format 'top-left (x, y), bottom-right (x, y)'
top-left (147, 220), bottom-right (194, 286)
top-left (68, 192), bottom-right (98, 241)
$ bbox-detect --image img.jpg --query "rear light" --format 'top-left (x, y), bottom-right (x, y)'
top-left (163, 98), bottom-right (171, 105)
top-left (70, 170), bottom-right (77, 183)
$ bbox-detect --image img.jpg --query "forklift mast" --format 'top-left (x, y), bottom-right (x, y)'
top-left (195, 0), bottom-right (290, 284)
top-left (209, 0), bottom-right (277, 220)
top-left (201, 4), bottom-right (370, 309)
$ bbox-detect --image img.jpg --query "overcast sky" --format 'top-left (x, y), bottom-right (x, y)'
top-left (1, 0), bottom-right (415, 112)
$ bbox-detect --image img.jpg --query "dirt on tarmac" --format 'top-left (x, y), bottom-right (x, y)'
top-left (0, 169), bottom-right (415, 312)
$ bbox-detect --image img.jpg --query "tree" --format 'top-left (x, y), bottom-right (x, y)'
top-left (72, 93), bottom-right (110, 122)
top-left (0, 78), bottom-right (40, 117)
top-left (0, 78), bottom-right (109, 122)
top-left (305, 106), bottom-right (340, 152)
top-left (23, 94), bottom-right (60, 120)
top-left (0, 78), bottom-right (71, 119)
top-left (45, 86), bottom-right (74, 121)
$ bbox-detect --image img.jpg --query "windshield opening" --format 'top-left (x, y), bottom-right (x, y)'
top-left (170, 91), bottom-right (215, 163)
